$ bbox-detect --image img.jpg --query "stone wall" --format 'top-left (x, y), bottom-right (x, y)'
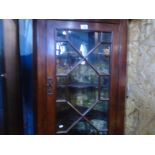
top-left (125, 19), bottom-right (155, 134)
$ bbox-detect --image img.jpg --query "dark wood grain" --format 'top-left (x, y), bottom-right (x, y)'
top-left (34, 20), bottom-right (48, 134)
top-left (46, 20), bottom-right (56, 134)
top-left (3, 19), bottom-right (23, 134)
top-left (49, 19), bottom-right (121, 24)
top-left (115, 20), bottom-right (128, 134)
top-left (107, 24), bottom-right (120, 134)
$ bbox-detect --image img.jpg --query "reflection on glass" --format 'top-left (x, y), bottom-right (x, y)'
top-left (86, 101), bottom-right (108, 134)
top-left (69, 88), bottom-right (98, 113)
top-left (101, 32), bottom-right (112, 42)
top-left (57, 76), bottom-right (66, 86)
top-left (69, 61), bottom-right (98, 85)
top-left (57, 87), bottom-right (66, 100)
top-left (57, 30), bottom-right (67, 40)
top-left (86, 44), bottom-right (111, 74)
top-left (56, 30), bottom-right (112, 49)
top-left (56, 29), bottom-right (111, 135)
top-left (100, 76), bottom-right (110, 100)
top-left (68, 119), bottom-right (98, 135)
top-left (79, 43), bottom-right (87, 57)
top-left (68, 62), bottom-right (98, 113)
top-left (68, 31), bottom-right (101, 54)
top-left (57, 76), bottom-right (67, 100)
top-left (56, 101), bottom-right (80, 132)
top-left (56, 42), bottom-right (82, 75)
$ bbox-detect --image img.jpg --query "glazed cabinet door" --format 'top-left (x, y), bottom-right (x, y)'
top-left (35, 20), bottom-right (127, 135)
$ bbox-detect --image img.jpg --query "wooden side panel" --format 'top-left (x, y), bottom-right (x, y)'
top-left (115, 20), bottom-right (128, 134)
top-left (108, 25), bottom-right (120, 134)
top-left (46, 22), bottom-right (56, 134)
top-left (3, 19), bottom-right (23, 134)
top-left (34, 20), bottom-right (47, 134)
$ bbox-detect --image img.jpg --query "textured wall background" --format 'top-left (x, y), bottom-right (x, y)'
top-left (125, 19), bottom-right (155, 134)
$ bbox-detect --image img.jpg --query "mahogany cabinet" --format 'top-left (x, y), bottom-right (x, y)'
top-left (33, 20), bottom-right (128, 135)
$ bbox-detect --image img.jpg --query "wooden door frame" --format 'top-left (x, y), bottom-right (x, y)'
top-left (33, 19), bottom-right (128, 135)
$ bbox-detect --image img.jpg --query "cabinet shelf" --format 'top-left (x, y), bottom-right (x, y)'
top-left (56, 39), bottom-right (112, 44)
top-left (57, 82), bottom-right (109, 89)
top-left (57, 52), bottom-right (110, 58)
top-left (57, 73), bottom-right (110, 77)
top-left (57, 105), bottom-right (108, 120)
top-left (57, 105), bottom-right (108, 134)
top-left (57, 83), bottom-right (98, 88)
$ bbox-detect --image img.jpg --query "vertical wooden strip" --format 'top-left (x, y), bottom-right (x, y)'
top-left (35, 20), bottom-right (47, 134)
top-left (108, 25), bottom-right (120, 134)
top-left (116, 20), bottom-right (128, 134)
top-left (46, 21), bottom-right (56, 134)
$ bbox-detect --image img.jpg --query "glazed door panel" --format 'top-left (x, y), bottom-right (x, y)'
top-left (35, 20), bottom-right (128, 135)
top-left (46, 20), bottom-right (119, 135)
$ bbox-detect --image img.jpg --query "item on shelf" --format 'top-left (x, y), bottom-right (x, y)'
top-left (70, 88), bottom-right (97, 108)
top-left (90, 119), bottom-right (107, 131)
top-left (103, 47), bottom-right (110, 57)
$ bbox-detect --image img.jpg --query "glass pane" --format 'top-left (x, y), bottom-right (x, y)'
top-left (68, 119), bottom-right (98, 135)
top-left (57, 87), bottom-right (66, 100)
top-left (67, 62), bottom-right (98, 113)
top-left (101, 32), bottom-right (112, 42)
top-left (69, 61), bottom-right (98, 85)
top-left (56, 42), bottom-right (82, 75)
top-left (100, 76), bottom-right (110, 100)
top-left (57, 76), bottom-right (67, 100)
top-left (56, 101), bottom-right (80, 132)
top-left (56, 29), bottom-right (112, 135)
top-left (86, 43), bottom-right (111, 74)
top-left (56, 30), bottom-right (67, 40)
top-left (57, 76), bottom-right (66, 86)
top-left (69, 88), bottom-right (98, 113)
top-left (86, 101), bottom-right (108, 134)
top-left (68, 31), bottom-right (101, 56)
